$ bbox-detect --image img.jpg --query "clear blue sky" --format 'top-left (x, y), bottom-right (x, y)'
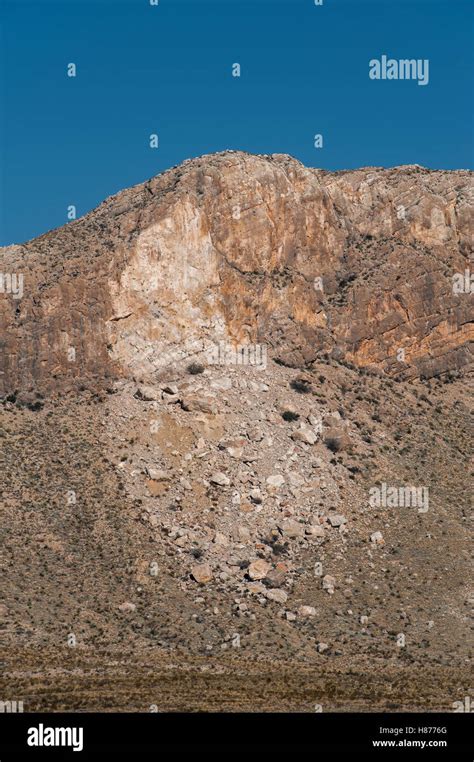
top-left (1, 0), bottom-right (472, 245)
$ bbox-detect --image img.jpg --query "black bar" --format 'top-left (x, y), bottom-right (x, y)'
top-left (0, 712), bottom-right (472, 758)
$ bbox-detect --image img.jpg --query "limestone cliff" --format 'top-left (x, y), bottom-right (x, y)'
top-left (1, 151), bottom-right (472, 398)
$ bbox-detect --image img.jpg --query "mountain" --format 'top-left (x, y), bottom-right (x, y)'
top-left (0, 151), bottom-right (472, 711)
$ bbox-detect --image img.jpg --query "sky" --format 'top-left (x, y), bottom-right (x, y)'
top-left (1, 0), bottom-right (473, 245)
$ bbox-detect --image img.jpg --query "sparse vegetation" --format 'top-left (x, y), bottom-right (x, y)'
top-left (281, 410), bottom-right (300, 422)
top-left (290, 378), bottom-right (312, 394)
top-left (187, 362), bottom-right (205, 375)
top-left (325, 436), bottom-right (342, 452)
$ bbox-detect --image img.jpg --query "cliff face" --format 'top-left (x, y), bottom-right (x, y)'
top-left (0, 151), bottom-right (472, 398)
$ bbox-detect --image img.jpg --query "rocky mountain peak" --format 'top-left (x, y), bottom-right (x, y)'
top-left (1, 152), bottom-right (472, 400)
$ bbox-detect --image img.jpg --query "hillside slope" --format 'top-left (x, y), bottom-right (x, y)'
top-left (0, 152), bottom-right (472, 711)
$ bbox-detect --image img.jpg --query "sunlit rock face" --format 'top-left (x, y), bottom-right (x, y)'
top-left (1, 151), bottom-right (472, 397)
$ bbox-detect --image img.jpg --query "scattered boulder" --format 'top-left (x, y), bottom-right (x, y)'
top-left (298, 605), bottom-right (316, 618)
top-left (370, 531), bottom-right (385, 546)
top-left (324, 411), bottom-right (342, 424)
top-left (306, 525), bottom-right (326, 538)
top-left (210, 472), bottom-right (231, 487)
top-left (191, 563), bottom-right (213, 584)
top-left (134, 385), bottom-right (159, 402)
top-left (227, 446), bottom-right (243, 459)
top-left (292, 428), bottom-right (318, 445)
top-left (162, 383), bottom-right (179, 395)
top-left (210, 377), bottom-right (232, 391)
top-left (234, 525), bottom-right (251, 543)
top-left (145, 513), bottom-right (160, 528)
top-left (248, 559), bottom-right (271, 581)
top-left (213, 531), bottom-right (230, 547)
top-left (322, 575), bottom-right (336, 594)
top-left (328, 514), bottom-right (347, 528)
top-left (265, 567), bottom-right (286, 588)
top-left (181, 396), bottom-right (217, 414)
top-left (287, 471), bottom-right (305, 487)
top-left (162, 392), bottom-right (180, 404)
top-left (118, 602), bottom-right (136, 613)
top-left (266, 474), bottom-right (285, 488)
top-left (265, 588), bottom-right (288, 604)
top-left (247, 581), bottom-right (266, 595)
top-left (146, 468), bottom-right (171, 482)
top-left (248, 426), bottom-right (264, 442)
top-left (249, 488), bottom-right (263, 504)
top-left (219, 436), bottom-right (246, 451)
top-left (280, 519), bottom-right (305, 538)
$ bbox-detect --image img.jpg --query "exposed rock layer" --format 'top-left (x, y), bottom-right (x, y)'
top-left (1, 151), bottom-right (472, 397)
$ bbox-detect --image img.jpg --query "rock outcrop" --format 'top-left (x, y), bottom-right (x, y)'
top-left (1, 151), bottom-right (472, 399)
